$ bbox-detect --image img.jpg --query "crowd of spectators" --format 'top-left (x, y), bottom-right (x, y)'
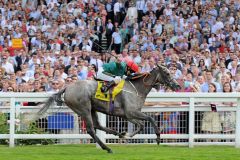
top-left (0, 0), bottom-right (239, 100)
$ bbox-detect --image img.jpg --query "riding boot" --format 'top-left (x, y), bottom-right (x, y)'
top-left (101, 80), bottom-right (116, 93)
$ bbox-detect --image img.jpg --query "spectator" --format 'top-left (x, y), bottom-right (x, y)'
top-left (201, 83), bottom-right (222, 137)
top-left (221, 82), bottom-right (236, 134)
top-left (48, 80), bottom-right (60, 93)
top-left (0, 0), bottom-right (239, 99)
top-left (112, 27), bottom-right (122, 54)
top-left (1, 54), bottom-right (14, 74)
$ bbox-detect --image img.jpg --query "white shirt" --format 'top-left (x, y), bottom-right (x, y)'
top-left (164, 8), bottom-right (172, 16)
top-left (112, 32), bottom-right (122, 44)
top-left (216, 21), bottom-right (224, 29)
top-left (130, 55), bottom-right (141, 64)
top-left (208, 37), bottom-right (216, 45)
top-left (61, 72), bottom-right (68, 79)
top-left (127, 7), bottom-right (138, 21)
top-left (154, 24), bottom-right (163, 35)
top-left (90, 58), bottom-right (103, 68)
top-left (2, 62), bottom-right (14, 74)
top-left (114, 2), bottom-right (121, 14)
top-left (211, 24), bottom-right (218, 34)
top-left (73, 8), bottom-right (82, 17)
top-left (107, 23), bottom-right (113, 30)
top-left (27, 25), bottom-right (37, 32)
top-left (51, 43), bottom-right (61, 51)
top-left (82, 45), bottom-right (92, 52)
top-left (136, 0), bottom-right (145, 10)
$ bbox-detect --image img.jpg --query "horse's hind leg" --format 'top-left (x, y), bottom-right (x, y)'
top-left (126, 119), bottom-right (144, 138)
top-left (81, 109), bottom-right (113, 153)
top-left (91, 111), bottom-right (126, 138)
top-left (128, 111), bottom-right (161, 145)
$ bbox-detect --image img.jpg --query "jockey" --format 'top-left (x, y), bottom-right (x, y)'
top-left (96, 55), bottom-right (139, 92)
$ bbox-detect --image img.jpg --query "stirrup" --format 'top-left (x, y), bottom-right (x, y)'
top-left (101, 86), bottom-right (109, 93)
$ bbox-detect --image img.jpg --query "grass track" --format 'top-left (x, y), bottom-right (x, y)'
top-left (0, 144), bottom-right (240, 160)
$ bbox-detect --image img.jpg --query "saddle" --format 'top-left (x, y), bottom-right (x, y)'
top-left (94, 80), bottom-right (125, 102)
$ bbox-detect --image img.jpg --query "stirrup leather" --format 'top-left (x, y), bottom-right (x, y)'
top-left (101, 81), bottom-right (115, 93)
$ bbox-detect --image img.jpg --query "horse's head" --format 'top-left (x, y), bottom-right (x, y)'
top-left (152, 64), bottom-right (181, 91)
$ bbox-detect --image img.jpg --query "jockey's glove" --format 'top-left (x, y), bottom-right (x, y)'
top-left (113, 76), bottom-right (121, 84)
top-left (122, 75), bottom-right (128, 80)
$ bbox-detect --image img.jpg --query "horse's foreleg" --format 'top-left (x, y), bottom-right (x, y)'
top-left (91, 111), bottom-right (125, 138)
top-left (129, 111), bottom-right (161, 145)
top-left (83, 110), bottom-right (113, 153)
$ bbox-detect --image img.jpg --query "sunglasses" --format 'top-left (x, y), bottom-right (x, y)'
top-left (7, 88), bottom-right (13, 91)
top-left (52, 83), bottom-right (59, 85)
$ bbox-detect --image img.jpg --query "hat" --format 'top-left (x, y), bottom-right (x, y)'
top-left (205, 49), bottom-right (210, 53)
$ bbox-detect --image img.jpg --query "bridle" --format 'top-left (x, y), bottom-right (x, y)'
top-left (142, 65), bottom-right (173, 89)
top-left (142, 70), bottom-right (162, 87)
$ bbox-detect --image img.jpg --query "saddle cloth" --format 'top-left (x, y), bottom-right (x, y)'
top-left (95, 80), bottom-right (125, 101)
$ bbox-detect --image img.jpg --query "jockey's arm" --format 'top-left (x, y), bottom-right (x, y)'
top-left (102, 71), bottom-right (115, 77)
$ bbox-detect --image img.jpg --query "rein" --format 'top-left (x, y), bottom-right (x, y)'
top-left (130, 72), bottom-right (153, 86)
top-left (131, 72), bottom-right (149, 80)
top-left (121, 72), bottom-right (151, 98)
top-left (142, 72), bottom-right (154, 86)
top-left (142, 71), bottom-right (162, 87)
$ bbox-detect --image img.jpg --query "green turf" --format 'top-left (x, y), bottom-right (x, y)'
top-left (0, 144), bottom-right (239, 160)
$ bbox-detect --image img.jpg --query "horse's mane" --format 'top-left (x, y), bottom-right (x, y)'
top-left (129, 67), bottom-right (163, 81)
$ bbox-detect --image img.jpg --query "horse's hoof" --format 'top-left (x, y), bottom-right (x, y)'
top-left (119, 132), bottom-right (127, 138)
top-left (107, 149), bottom-right (113, 153)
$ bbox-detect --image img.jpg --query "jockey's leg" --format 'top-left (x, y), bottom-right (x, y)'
top-left (101, 76), bottom-right (121, 92)
top-left (101, 80), bottom-right (116, 93)
top-left (95, 67), bottom-right (115, 82)
top-left (96, 67), bottom-right (121, 93)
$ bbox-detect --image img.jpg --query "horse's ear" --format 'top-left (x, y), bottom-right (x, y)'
top-left (156, 63), bottom-right (166, 69)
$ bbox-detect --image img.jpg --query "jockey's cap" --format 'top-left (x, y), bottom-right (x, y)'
top-left (127, 61), bottom-right (139, 72)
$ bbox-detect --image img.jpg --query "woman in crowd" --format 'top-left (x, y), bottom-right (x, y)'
top-left (201, 83), bottom-right (222, 141)
top-left (221, 82), bottom-right (236, 134)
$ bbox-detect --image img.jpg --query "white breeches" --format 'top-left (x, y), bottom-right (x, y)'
top-left (96, 67), bottom-right (115, 82)
top-left (96, 67), bottom-right (121, 83)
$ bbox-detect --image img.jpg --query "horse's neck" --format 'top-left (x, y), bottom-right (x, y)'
top-left (130, 73), bottom-right (156, 97)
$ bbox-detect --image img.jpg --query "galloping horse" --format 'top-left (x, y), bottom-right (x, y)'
top-left (38, 64), bottom-right (180, 153)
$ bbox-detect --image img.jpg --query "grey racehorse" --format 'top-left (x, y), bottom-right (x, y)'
top-left (38, 64), bottom-right (180, 153)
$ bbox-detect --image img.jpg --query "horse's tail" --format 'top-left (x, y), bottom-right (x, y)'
top-left (38, 88), bottom-right (66, 115)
